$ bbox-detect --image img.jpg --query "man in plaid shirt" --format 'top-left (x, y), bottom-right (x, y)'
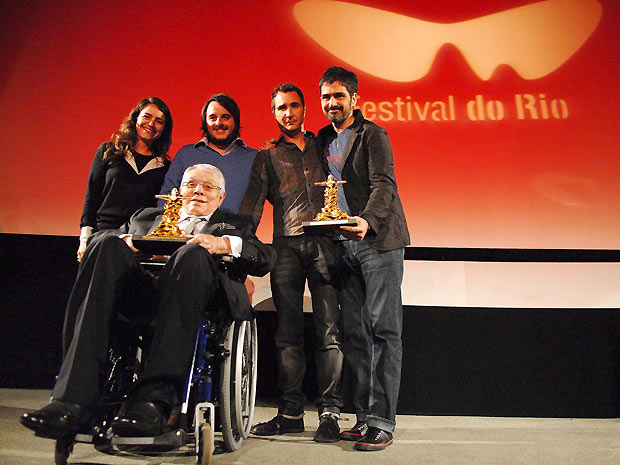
top-left (241, 83), bottom-right (343, 443)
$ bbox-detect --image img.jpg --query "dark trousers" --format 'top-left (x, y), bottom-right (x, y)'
top-left (271, 236), bottom-right (343, 416)
top-left (52, 234), bottom-right (219, 409)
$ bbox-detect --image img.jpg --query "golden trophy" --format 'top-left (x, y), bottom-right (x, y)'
top-left (132, 188), bottom-right (193, 255)
top-left (148, 188), bottom-right (191, 237)
top-left (302, 175), bottom-right (356, 235)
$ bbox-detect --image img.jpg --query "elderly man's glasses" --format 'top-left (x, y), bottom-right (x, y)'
top-left (181, 181), bottom-right (221, 191)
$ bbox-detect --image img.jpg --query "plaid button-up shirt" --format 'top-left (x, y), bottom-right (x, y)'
top-left (240, 132), bottom-right (327, 237)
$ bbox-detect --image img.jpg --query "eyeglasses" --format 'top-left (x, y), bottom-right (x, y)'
top-left (181, 181), bottom-right (222, 192)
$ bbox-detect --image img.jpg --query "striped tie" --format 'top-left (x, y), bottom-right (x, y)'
top-left (183, 217), bottom-right (207, 234)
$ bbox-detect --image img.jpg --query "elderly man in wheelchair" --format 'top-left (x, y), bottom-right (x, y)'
top-left (21, 164), bottom-right (275, 452)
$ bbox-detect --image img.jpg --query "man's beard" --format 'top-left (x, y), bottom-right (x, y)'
top-left (326, 106), bottom-right (350, 125)
top-left (207, 127), bottom-right (239, 148)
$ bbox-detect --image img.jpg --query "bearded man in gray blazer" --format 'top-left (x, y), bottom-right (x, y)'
top-left (317, 66), bottom-right (410, 452)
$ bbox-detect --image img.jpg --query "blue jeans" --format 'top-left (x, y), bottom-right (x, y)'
top-left (337, 240), bottom-right (404, 432)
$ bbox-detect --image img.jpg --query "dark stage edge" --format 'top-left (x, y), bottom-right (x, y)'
top-left (2, 233), bottom-right (620, 418)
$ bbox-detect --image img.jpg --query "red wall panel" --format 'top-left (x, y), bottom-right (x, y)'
top-left (1, 0), bottom-right (618, 248)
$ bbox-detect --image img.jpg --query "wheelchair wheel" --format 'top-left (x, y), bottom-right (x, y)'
top-left (198, 422), bottom-right (213, 465)
top-left (219, 318), bottom-right (258, 451)
top-left (235, 317), bottom-right (258, 439)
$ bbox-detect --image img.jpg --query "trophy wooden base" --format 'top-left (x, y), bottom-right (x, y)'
top-left (301, 218), bottom-right (357, 236)
top-left (132, 236), bottom-right (188, 255)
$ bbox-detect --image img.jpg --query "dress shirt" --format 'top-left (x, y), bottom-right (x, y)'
top-left (240, 133), bottom-right (326, 237)
top-left (177, 211), bottom-right (242, 257)
top-left (194, 137), bottom-right (243, 156)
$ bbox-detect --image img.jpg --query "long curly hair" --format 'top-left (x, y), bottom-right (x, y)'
top-left (102, 97), bottom-right (173, 165)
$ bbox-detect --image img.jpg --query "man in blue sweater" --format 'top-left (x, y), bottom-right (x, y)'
top-left (159, 94), bottom-right (257, 214)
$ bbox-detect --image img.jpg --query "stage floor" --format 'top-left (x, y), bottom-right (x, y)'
top-left (2, 389), bottom-right (620, 465)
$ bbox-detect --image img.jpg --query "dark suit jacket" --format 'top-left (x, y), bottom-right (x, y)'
top-left (95, 207), bottom-right (276, 320)
top-left (318, 109), bottom-right (410, 251)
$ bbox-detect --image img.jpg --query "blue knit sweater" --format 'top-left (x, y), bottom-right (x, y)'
top-left (159, 138), bottom-right (257, 214)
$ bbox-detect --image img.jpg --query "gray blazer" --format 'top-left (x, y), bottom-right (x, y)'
top-left (318, 109), bottom-right (410, 251)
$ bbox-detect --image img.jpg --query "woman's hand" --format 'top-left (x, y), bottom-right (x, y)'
top-left (77, 242), bottom-right (87, 262)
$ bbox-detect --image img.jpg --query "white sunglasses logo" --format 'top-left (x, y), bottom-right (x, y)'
top-left (294, 0), bottom-right (602, 81)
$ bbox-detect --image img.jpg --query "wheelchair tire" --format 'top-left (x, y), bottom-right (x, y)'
top-left (235, 317), bottom-right (258, 439)
top-left (219, 318), bottom-right (258, 451)
top-left (198, 422), bottom-right (213, 465)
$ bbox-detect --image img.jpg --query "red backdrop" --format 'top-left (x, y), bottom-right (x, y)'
top-left (2, 0), bottom-right (618, 249)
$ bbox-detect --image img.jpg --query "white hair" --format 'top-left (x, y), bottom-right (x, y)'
top-left (182, 164), bottom-right (226, 193)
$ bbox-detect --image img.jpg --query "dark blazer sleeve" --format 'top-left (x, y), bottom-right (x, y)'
top-left (206, 211), bottom-right (276, 279)
top-left (205, 210), bottom-right (276, 320)
top-left (88, 207), bottom-right (163, 243)
top-left (352, 124), bottom-right (410, 249)
top-left (358, 127), bottom-right (399, 233)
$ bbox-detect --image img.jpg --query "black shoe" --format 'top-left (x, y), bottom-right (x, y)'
top-left (314, 413), bottom-right (340, 443)
top-left (111, 402), bottom-right (167, 437)
top-left (341, 420), bottom-right (368, 441)
top-left (354, 426), bottom-right (393, 451)
top-left (250, 415), bottom-right (304, 436)
top-left (20, 400), bottom-right (90, 439)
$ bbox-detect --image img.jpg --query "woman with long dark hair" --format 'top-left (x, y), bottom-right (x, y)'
top-left (78, 97), bottom-right (173, 260)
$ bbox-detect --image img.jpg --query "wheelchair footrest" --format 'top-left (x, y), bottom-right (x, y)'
top-left (110, 429), bottom-right (185, 447)
top-left (74, 433), bottom-right (95, 443)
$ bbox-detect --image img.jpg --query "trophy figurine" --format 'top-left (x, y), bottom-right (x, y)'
top-left (313, 175), bottom-right (349, 221)
top-left (131, 188), bottom-right (193, 255)
top-left (148, 188), bottom-right (192, 237)
top-left (302, 175), bottom-right (356, 235)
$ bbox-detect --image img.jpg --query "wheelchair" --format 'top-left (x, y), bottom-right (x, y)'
top-left (52, 257), bottom-right (259, 465)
